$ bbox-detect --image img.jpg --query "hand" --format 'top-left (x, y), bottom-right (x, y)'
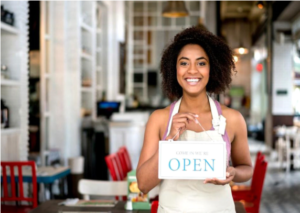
top-left (165, 112), bottom-right (198, 140)
top-left (203, 167), bottom-right (236, 185)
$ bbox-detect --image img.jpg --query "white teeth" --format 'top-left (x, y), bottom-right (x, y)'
top-left (186, 79), bottom-right (199, 82)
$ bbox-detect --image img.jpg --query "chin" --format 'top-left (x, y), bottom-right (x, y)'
top-left (183, 89), bottom-right (205, 97)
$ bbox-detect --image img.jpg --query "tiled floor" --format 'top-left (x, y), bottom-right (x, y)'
top-left (246, 138), bottom-right (300, 213)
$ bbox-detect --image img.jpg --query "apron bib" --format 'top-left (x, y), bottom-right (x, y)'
top-left (158, 96), bottom-right (236, 213)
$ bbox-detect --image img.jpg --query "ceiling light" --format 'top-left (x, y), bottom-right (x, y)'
top-left (233, 55), bottom-right (238, 63)
top-left (162, 1), bottom-right (189, 18)
top-left (234, 21), bottom-right (249, 55)
top-left (234, 47), bottom-right (249, 55)
top-left (257, 1), bottom-right (264, 9)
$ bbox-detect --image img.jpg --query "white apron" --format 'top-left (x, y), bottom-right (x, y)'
top-left (158, 96), bottom-right (236, 213)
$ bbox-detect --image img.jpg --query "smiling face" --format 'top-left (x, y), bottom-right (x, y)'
top-left (176, 44), bottom-right (210, 97)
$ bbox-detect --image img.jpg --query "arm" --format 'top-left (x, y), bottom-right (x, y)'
top-left (204, 109), bottom-right (253, 185)
top-left (136, 110), bottom-right (163, 194)
top-left (230, 111), bottom-right (253, 183)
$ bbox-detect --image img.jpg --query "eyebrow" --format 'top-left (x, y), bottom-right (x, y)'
top-left (178, 56), bottom-right (208, 61)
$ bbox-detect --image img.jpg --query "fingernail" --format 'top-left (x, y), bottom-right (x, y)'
top-left (226, 172), bottom-right (229, 177)
top-left (194, 114), bottom-right (199, 117)
top-left (195, 119), bottom-right (199, 123)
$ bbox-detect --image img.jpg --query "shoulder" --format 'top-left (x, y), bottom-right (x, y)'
top-left (219, 103), bottom-right (246, 126)
top-left (147, 105), bottom-right (171, 126)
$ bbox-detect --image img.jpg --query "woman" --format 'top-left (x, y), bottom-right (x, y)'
top-left (136, 27), bottom-right (253, 213)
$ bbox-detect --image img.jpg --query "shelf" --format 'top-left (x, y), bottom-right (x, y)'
top-left (81, 52), bottom-right (93, 61)
top-left (1, 79), bottom-right (20, 86)
top-left (44, 34), bottom-right (50, 40)
top-left (96, 66), bottom-right (102, 72)
top-left (1, 22), bottom-right (19, 35)
top-left (1, 128), bottom-right (20, 135)
top-left (43, 112), bottom-right (50, 118)
top-left (81, 22), bottom-right (93, 32)
top-left (44, 73), bottom-right (50, 79)
top-left (133, 55), bottom-right (144, 59)
top-left (133, 69), bottom-right (144, 73)
top-left (81, 87), bottom-right (93, 92)
top-left (133, 83), bottom-right (145, 88)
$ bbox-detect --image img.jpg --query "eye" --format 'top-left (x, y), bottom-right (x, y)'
top-left (180, 62), bottom-right (188, 66)
top-left (198, 62), bottom-right (206, 66)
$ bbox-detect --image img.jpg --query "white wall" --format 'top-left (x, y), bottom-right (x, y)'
top-left (49, 1), bottom-right (81, 165)
top-left (46, 1), bottom-right (125, 165)
top-left (272, 42), bottom-right (294, 115)
top-left (102, 1), bottom-right (125, 101)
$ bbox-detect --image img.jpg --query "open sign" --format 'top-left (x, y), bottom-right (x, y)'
top-left (158, 141), bottom-right (226, 180)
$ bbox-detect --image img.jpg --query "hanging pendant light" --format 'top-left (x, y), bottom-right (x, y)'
top-left (234, 21), bottom-right (249, 55)
top-left (162, 1), bottom-right (189, 18)
top-left (234, 46), bottom-right (249, 55)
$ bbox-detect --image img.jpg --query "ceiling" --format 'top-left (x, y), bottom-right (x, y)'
top-left (277, 1), bottom-right (300, 22)
top-left (221, 1), bottom-right (266, 21)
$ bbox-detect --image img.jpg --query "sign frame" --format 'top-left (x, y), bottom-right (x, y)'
top-left (158, 141), bottom-right (226, 180)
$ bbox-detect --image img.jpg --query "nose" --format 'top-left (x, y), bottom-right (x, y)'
top-left (187, 62), bottom-right (198, 74)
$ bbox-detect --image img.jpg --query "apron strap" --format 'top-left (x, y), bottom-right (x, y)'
top-left (208, 96), bottom-right (226, 135)
top-left (166, 97), bottom-right (182, 137)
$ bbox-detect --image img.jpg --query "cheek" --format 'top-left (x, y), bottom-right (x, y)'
top-left (202, 66), bottom-right (210, 78)
top-left (176, 67), bottom-right (185, 79)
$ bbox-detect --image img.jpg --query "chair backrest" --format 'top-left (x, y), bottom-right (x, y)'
top-left (119, 146), bottom-right (132, 172)
top-left (1, 161), bottom-right (37, 208)
top-left (105, 154), bottom-right (123, 180)
top-left (250, 152), bottom-right (265, 190)
top-left (252, 160), bottom-right (268, 207)
top-left (78, 179), bottom-right (127, 200)
top-left (116, 150), bottom-right (128, 178)
top-left (151, 201), bottom-right (159, 213)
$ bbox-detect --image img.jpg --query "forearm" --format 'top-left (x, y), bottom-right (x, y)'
top-left (232, 165), bottom-right (253, 183)
top-left (136, 151), bottom-right (160, 194)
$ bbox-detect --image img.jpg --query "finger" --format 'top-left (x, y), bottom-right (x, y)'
top-left (214, 177), bottom-right (233, 185)
top-left (204, 177), bottom-right (233, 185)
top-left (175, 112), bottom-right (198, 118)
top-left (174, 113), bottom-right (199, 123)
top-left (173, 118), bottom-right (190, 126)
top-left (226, 167), bottom-right (235, 177)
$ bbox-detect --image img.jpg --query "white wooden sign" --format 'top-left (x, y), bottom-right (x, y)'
top-left (158, 141), bottom-right (226, 180)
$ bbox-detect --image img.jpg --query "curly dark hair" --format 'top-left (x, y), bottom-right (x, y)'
top-left (160, 27), bottom-right (235, 99)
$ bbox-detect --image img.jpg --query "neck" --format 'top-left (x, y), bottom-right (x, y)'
top-left (181, 91), bottom-right (210, 113)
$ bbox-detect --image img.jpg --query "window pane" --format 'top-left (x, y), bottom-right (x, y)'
top-left (134, 2), bottom-right (143, 12)
top-left (134, 31), bottom-right (144, 40)
top-left (134, 17), bottom-right (144, 26)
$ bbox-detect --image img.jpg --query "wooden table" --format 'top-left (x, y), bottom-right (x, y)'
top-left (29, 200), bottom-right (247, 213)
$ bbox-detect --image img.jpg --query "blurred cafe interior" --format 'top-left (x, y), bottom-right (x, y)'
top-left (1, 1), bottom-right (300, 213)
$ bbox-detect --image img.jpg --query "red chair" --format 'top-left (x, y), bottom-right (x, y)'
top-left (105, 154), bottom-right (126, 201)
top-left (151, 200), bottom-right (159, 213)
top-left (1, 161), bottom-right (37, 213)
top-left (105, 154), bottom-right (123, 181)
top-left (231, 152), bottom-right (264, 199)
top-left (119, 146), bottom-right (132, 172)
top-left (116, 150), bottom-right (128, 178)
top-left (232, 158), bottom-right (268, 213)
